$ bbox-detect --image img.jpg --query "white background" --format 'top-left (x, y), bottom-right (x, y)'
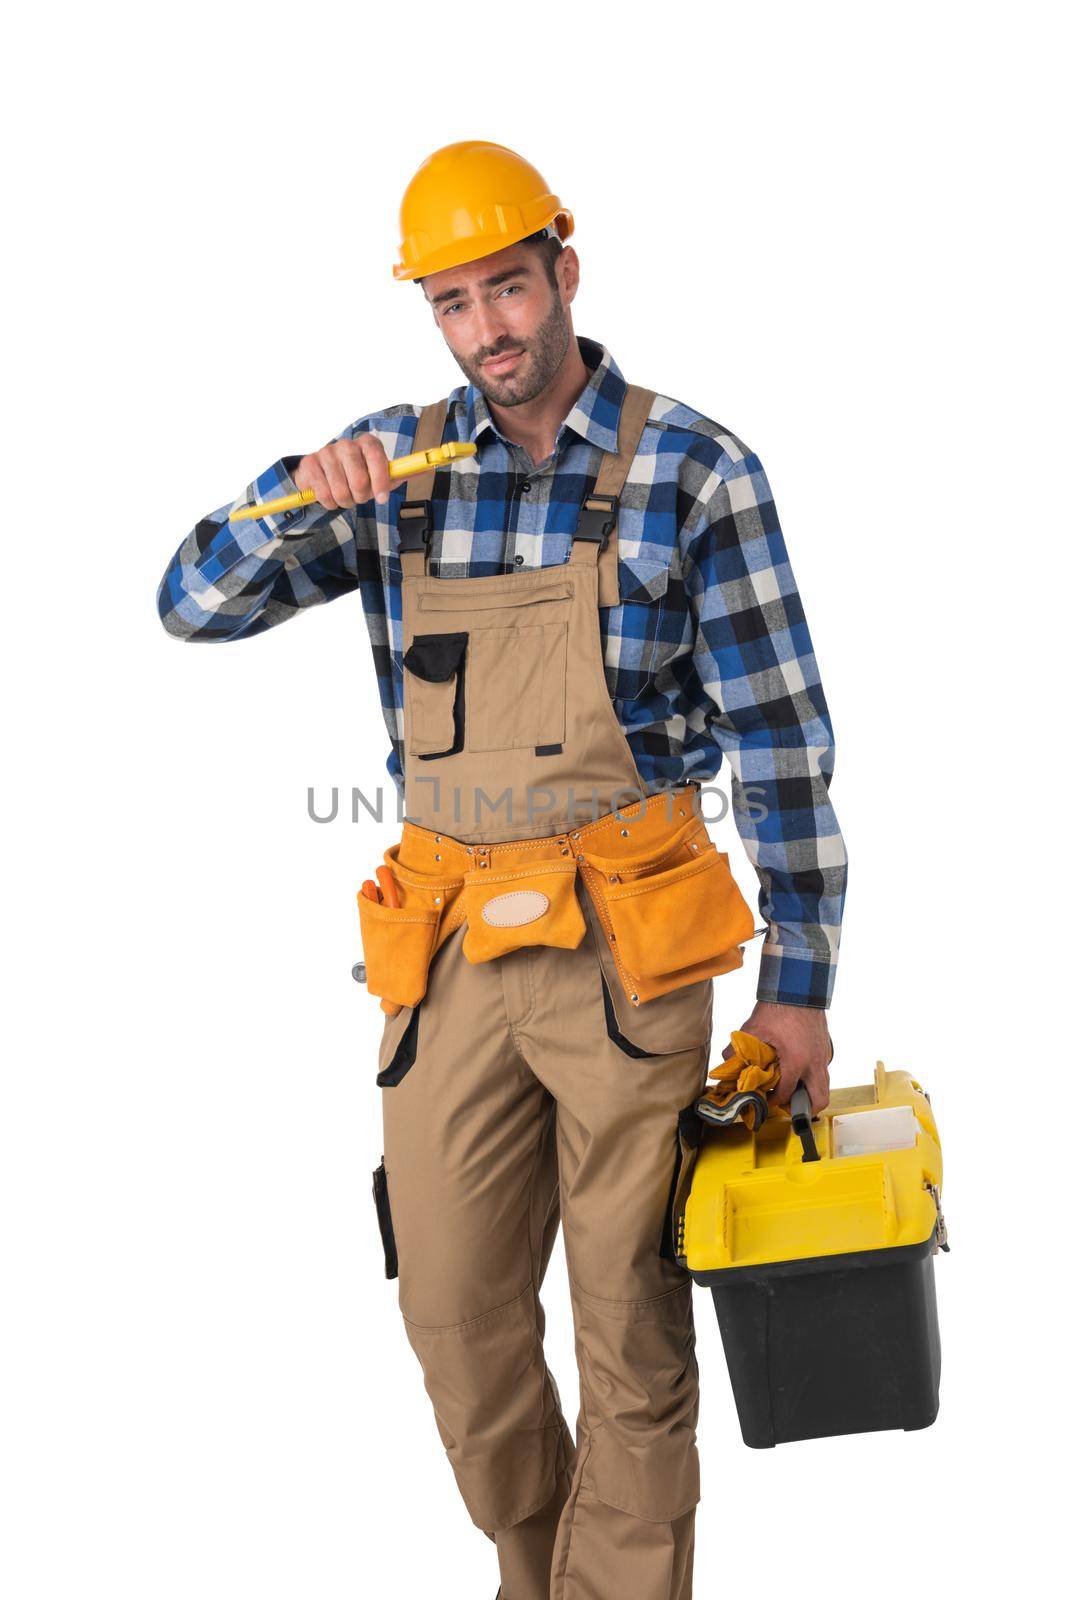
top-left (4, 2), bottom-right (1062, 1595)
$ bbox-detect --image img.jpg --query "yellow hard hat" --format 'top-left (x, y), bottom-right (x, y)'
top-left (393, 140), bottom-right (574, 282)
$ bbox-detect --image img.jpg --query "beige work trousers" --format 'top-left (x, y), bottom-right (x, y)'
top-left (377, 882), bottom-right (712, 1600)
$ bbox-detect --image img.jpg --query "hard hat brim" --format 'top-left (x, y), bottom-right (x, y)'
top-left (394, 207), bottom-right (574, 283)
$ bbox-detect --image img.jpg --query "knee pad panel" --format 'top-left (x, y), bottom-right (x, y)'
top-left (570, 1277), bottom-right (700, 1522)
top-left (403, 1283), bottom-right (565, 1531)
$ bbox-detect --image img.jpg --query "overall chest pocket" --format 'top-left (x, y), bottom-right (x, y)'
top-left (414, 581), bottom-right (572, 757)
top-left (466, 622), bottom-right (568, 753)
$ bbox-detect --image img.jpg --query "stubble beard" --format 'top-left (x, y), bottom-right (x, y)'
top-left (459, 291), bottom-right (571, 408)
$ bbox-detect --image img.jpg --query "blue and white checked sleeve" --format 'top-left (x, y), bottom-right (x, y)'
top-left (156, 436), bottom-right (371, 641)
top-left (683, 450), bottom-right (847, 1008)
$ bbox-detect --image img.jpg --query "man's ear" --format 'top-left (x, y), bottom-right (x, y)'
top-left (558, 246), bottom-right (580, 306)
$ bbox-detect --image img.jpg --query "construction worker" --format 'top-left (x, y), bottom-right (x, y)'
top-left (157, 140), bottom-right (846, 1600)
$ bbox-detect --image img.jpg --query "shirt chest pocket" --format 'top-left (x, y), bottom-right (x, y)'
top-left (611, 556), bottom-right (682, 701)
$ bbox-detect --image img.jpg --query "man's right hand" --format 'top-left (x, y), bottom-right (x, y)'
top-left (293, 433), bottom-right (392, 510)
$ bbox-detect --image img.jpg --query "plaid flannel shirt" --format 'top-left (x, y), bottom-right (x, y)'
top-left (158, 336), bottom-right (847, 1006)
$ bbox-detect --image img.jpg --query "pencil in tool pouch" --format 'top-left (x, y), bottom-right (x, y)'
top-left (229, 441), bottom-right (477, 521)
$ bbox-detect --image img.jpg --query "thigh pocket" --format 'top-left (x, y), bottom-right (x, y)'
top-left (371, 1161), bottom-right (398, 1279)
top-left (403, 631), bottom-right (467, 759)
top-left (467, 622), bottom-right (568, 753)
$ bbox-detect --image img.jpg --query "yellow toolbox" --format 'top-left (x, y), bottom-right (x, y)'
top-left (674, 1063), bottom-right (948, 1448)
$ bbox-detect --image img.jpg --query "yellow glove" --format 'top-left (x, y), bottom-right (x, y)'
top-left (699, 1030), bottom-right (788, 1130)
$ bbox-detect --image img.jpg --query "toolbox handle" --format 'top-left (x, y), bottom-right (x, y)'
top-left (790, 1084), bottom-right (821, 1163)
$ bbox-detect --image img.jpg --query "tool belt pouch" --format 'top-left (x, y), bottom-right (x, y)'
top-left (461, 858), bottom-right (586, 964)
top-left (356, 865), bottom-right (447, 1010)
top-left (582, 816), bottom-right (755, 1002)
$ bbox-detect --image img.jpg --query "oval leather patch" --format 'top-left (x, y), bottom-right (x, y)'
top-left (481, 890), bottom-right (550, 928)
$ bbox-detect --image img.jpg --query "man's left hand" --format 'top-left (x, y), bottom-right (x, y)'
top-left (727, 1001), bottom-right (833, 1114)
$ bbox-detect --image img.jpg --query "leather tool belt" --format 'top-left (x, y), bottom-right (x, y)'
top-left (357, 786), bottom-right (756, 1012)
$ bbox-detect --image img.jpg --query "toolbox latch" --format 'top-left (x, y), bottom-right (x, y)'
top-left (926, 1183), bottom-right (950, 1253)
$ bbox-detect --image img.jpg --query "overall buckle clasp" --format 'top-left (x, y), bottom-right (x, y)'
top-left (398, 500), bottom-right (433, 554)
top-left (574, 494), bottom-right (618, 544)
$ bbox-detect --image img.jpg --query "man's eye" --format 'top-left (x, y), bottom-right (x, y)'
top-left (443, 303), bottom-right (464, 316)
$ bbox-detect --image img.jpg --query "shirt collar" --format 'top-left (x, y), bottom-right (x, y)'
top-left (464, 335), bottom-right (626, 456)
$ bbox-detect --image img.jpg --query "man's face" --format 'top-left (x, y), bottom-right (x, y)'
top-left (423, 242), bottom-right (576, 407)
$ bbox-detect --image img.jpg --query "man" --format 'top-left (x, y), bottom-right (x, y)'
top-left (158, 140), bottom-right (846, 1600)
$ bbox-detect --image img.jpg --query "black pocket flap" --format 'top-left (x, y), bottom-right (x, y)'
top-left (403, 631), bottom-right (468, 683)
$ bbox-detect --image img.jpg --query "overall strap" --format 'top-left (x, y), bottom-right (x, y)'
top-left (398, 399), bottom-right (449, 579)
top-left (569, 384), bottom-right (656, 606)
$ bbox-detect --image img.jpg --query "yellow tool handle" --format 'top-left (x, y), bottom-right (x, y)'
top-left (230, 440), bottom-right (477, 522)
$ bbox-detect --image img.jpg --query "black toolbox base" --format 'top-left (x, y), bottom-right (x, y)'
top-left (698, 1236), bottom-right (941, 1448)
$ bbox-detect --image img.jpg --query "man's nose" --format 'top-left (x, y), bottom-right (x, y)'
top-left (470, 301), bottom-right (510, 351)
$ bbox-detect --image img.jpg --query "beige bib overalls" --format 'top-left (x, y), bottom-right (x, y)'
top-left (363, 384), bottom-right (755, 1600)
